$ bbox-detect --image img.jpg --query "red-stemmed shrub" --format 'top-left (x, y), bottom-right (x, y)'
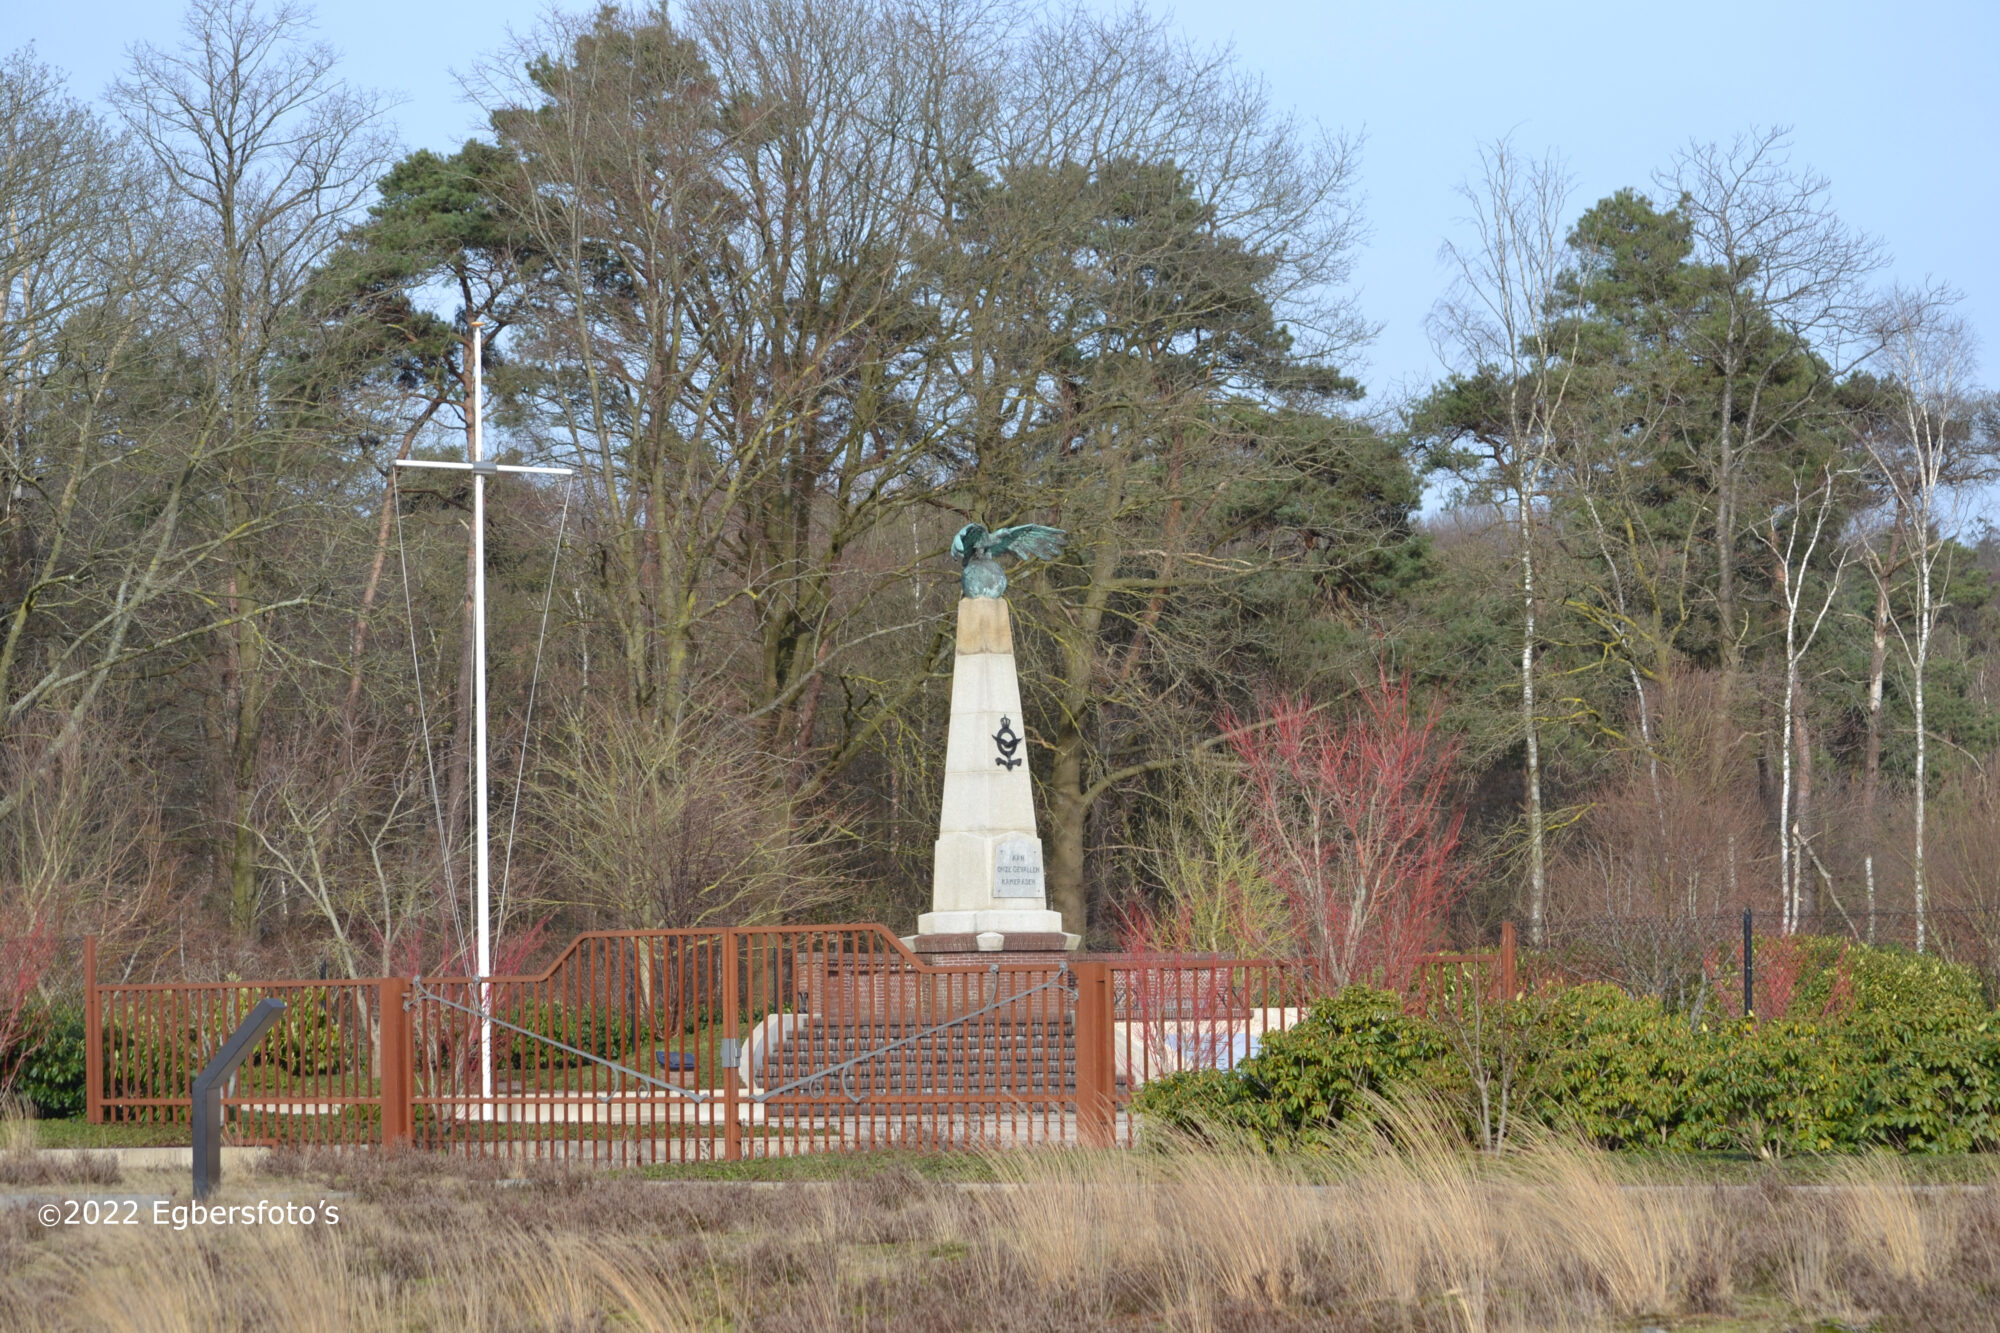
top-left (1225, 672), bottom-right (1469, 992)
top-left (0, 914), bottom-right (57, 1098)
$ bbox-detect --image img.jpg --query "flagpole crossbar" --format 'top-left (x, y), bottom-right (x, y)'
top-left (394, 459), bottom-right (574, 477)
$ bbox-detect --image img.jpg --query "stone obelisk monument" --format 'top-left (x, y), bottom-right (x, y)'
top-left (911, 524), bottom-right (1078, 957)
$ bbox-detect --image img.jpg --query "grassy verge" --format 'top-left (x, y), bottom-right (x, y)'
top-left (640, 1144), bottom-right (2000, 1187)
top-left (18, 1112), bottom-right (1996, 1188)
top-left (16, 1120), bottom-right (192, 1149)
top-left (13, 1106), bottom-right (1994, 1187)
top-left (1597, 1147), bottom-right (2000, 1187)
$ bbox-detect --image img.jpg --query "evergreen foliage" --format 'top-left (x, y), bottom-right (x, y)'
top-left (1134, 943), bottom-right (2000, 1154)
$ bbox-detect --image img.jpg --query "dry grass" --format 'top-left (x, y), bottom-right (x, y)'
top-left (0, 1098), bottom-right (37, 1156)
top-left (0, 1101), bottom-right (119, 1187)
top-left (0, 1133), bottom-right (1995, 1331)
top-left (1824, 1152), bottom-right (1964, 1288)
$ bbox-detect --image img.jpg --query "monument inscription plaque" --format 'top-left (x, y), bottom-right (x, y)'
top-left (992, 837), bottom-right (1045, 898)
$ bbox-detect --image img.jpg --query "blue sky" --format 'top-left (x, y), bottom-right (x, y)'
top-left (14, 0), bottom-right (2000, 403)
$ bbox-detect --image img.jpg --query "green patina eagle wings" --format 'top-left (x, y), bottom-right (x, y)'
top-left (951, 523), bottom-right (1067, 598)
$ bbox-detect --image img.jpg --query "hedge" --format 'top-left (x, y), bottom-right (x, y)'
top-left (1133, 941), bottom-right (2000, 1155)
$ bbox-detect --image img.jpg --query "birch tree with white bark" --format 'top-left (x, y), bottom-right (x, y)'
top-left (1424, 141), bottom-right (1581, 946)
top-left (1757, 466), bottom-right (1846, 933)
top-left (1861, 290), bottom-right (1988, 953)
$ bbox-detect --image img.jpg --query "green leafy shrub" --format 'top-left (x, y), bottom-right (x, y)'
top-left (103, 994), bottom-right (350, 1095)
top-left (1839, 1004), bottom-right (2000, 1152)
top-left (265, 1001), bottom-right (345, 1077)
top-left (1127, 1066), bottom-right (1257, 1138)
top-left (1133, 986), bottom-right (1443, 1143)
top-left (8, 1004), bottom-right (87, 1118)
top-left (1841, 943), bottom-right (1985, 1013)
top-left (104, 1009), bottom-right (202, 1097)
top-left (1681, 1017), bottom-right (1854, 1155)
top-left (1489, 983), bottom-right (1683, 1149)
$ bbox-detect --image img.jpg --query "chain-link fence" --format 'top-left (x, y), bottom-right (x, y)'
top-left (1534, 908), bottom-right (2000, 1004)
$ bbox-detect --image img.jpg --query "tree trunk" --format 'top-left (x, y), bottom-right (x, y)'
top-left (1715, 371), bottom-right (1739, 676)
top-left (443, 538), bottom-right (477, 882)
top-left (228, 646), bottom-right (267, 939)
top-left (1042, 526), bottom-right (1120, 940)
top-left (440, 371), bottom-right (478, 891)
top-left (1913, 542), bottom-right (1931, 954)
top-left (1047, 724), bottom-right (1088, 937)
top-left (1863, 562), bottom-right (1891, 941)
top-left (1794, 688), bottom-right (1815, 922)
top-left (1778, 655), bottom-right (1796, 933)
top-left (1517, 487), bottom-right (1546, 946)
top-left (1848, 536), bottom-right (1896, 940)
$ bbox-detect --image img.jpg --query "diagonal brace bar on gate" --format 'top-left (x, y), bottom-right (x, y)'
top-left (410, 977), bottom-right (712, 1104)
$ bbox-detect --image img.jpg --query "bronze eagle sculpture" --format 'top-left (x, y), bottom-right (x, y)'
top-left (951, 523), bottom-right (1066, 598)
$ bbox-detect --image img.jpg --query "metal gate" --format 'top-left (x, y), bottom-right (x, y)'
top-left (403, 926), bottom-right (1101, 1164)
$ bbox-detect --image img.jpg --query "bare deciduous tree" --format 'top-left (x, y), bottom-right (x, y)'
top-left (1758, 466), bottom-right (1847, 931)
top-left (530, 703), bottom-right (839, 929)
top-left (111, 0), bottom-right (391, 935)
top-left (0, 53), bottom-right (195, 834)
top-left (1426, 140), bottom-right (1582, 946)
top-left (1861, 290), bottom-right (1991, 952)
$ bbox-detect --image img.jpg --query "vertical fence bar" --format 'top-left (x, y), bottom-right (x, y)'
top-left (1500, 922), bottom-right (1517, 999)
top-left (379, 978), bottom-right (412, 1148)
top-left (699, 936), bottom-right (714, 1162)
top-left (1743, 909), bottom-right (1755, 1018)
top-left (83, 937), bottom-right (102, 1124)
top-left (160, 989), bottom-right (174, 1128)
top-left (723, 929), bottom-right (741, 1162)
top-left (1075, 961), bottom-right (1114, 1149)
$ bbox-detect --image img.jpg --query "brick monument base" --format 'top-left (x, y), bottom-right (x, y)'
top-left (906, 931), bottom-right (1075, 967)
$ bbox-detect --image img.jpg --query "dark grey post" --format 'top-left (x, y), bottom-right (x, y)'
top-left (1742, 909), bottom-right (1754, 1019)
top-left (192, 998), bottom-right (288, 1199)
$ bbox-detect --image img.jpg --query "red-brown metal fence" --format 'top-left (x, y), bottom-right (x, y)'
top-left (82, 923), bottom-right (1516, 1160)
top-left (90, 932), bottom-right (392, 1149)
top-left (405, 930), bottom-right (731, 1165)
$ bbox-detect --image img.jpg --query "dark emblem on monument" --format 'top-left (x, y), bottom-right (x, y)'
top-left (951, 522), bottom-right (1067, 598)
top-left (993, 716), bottom-right (1022, 770)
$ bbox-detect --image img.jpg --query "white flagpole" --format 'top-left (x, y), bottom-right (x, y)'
top-left (391, 320), bottom-right (568, 1124)
top-left (472, 319), bottom-right (493, 1118)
